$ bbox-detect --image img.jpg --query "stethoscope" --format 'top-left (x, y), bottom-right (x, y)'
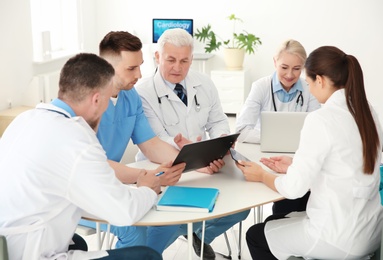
top-left (153, 72), bottom-right (201, 126)
top-left (271, 81), bottom-right (303, 111)
top-left (157, 92), bottom-right (200, 112)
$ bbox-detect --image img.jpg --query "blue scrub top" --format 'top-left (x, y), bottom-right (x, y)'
top-left (97, 88), bottom-right (155, 162)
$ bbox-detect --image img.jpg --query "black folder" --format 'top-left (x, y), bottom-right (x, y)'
top-left (172, 133), bottom-right (240, 172)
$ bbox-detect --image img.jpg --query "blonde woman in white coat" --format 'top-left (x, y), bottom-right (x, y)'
top-left (236, 46), bottom-right (383, 259)
top-left (235, 39), bottom-right (320, 144)
top-left (237, 40), bottom-right (321, 216)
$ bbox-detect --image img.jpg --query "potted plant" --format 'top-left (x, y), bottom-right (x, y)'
top-left (194, 14), bottom-right (262, 70)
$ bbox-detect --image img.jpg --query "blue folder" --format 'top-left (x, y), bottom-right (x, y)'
top-left (156, 186), bottom-right (219, 213)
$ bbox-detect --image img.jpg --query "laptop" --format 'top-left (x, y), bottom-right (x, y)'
top-left (172, 133), bottom-right (240, 172)
top-left (260, 111), bottom-right (309, 153)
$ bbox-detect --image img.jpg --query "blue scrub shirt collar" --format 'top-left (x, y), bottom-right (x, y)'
top-left (51, 98), bottom-right (76, 117)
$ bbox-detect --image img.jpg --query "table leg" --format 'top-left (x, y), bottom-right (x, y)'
top-left (200, 220), bottom-right (206, 260)
top-left (187, 222), bottom-right (193, 260)
top-left (96, 222), bottom-right (101, 250)
top-left (254, 205), bottom-right (264, 224)
top-left (106, 224), bottom-right (111, 250)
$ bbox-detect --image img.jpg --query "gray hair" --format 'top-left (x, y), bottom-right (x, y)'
top-left (275, 39), bottom-right (307, 64)
top-left (157, 28), bottom-right (194, 53)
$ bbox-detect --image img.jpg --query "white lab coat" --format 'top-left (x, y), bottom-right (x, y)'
top-left (135, 69), bottom-right (230, 160)
top-left (0, 103), bottom-right (157, 260)
top-left (265, 89), bottom-right (383, 259)
top-left (235, 75), bottom-right (320, 143)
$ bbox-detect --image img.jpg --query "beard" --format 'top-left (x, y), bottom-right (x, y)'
top-left (87, 118), bottom-right (100, 132)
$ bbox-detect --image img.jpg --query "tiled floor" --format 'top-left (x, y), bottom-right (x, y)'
top-left (80, 115), bottom-right (276, 259)
top-left (80, 204), bottom-right (273, 260)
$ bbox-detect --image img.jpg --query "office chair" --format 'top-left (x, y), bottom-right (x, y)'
top-left (0, 235), bottom-right (9, 260)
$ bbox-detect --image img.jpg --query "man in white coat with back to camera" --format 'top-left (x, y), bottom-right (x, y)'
top-left (135, 28), bottom-right (250, 260)
top-left (0, 53), bottom-right (162, 260)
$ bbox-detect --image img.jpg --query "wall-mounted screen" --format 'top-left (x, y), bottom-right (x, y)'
top-left (152, 18), bottom-right (193, 43)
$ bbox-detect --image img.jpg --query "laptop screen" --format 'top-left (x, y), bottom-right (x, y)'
top-left (152, 19), bottom-right (193, 43)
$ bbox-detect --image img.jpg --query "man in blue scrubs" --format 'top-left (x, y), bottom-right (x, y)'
top-left (80, 31), bottom-right (225, 256)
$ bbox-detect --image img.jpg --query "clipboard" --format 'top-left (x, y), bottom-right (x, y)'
top-left (172, 133), bottom-right (240, 172)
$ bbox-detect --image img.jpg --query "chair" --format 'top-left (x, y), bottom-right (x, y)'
top-left (289, 165), bottom-right (383, 260)
top-left (287, 225), bottom-right (383, 260)
top-left (0, 235), bottom-right (9, 260)
top-left (218, 206), bottom-right (263, 259)
top-left (76, 220), bottom-right (115, 250)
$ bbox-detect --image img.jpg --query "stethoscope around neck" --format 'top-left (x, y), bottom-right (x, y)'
top-left (153, 76), bottom-right (201, 126)
top-left (157, 93), bottom-right (201, 112)
top-left (271, 81), bottom-right (304, 111)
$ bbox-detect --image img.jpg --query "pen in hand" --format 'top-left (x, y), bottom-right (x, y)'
top-left (155, 171), bottom-right (165, 177)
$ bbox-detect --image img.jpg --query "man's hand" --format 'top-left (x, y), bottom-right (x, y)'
top-left (148, 161), bottom-right (186, 186)
top-left (196, 159), bottom-right (225, 174)
top-left (259, 155), bottom-right (292, 173)
top-left (136, 169), bottom-right (161, 194)
top-left (174, 133), bottom-right (202, 150)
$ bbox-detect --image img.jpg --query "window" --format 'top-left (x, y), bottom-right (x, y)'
top-left (30, 0), bottom-right (83, 62)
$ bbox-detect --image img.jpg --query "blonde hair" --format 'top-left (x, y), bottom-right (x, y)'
top-left (275, 39), bottom-right (307, 64)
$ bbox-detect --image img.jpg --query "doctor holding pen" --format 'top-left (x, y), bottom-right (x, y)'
top-left (0, 53), bottom-right (162, 260)
top-left (236, 46), bottom-right (383, 260)
top-left (135, 28), bottom-right (250, 260)
top-left (79, 31), bottom-right (186, 253)
top-left (235, 39), bottom-right (321, 216)
top-left (235, 39), bottom-right (320, 144)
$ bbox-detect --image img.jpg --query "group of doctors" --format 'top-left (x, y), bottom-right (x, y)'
top-left (1, 25), bottom-right (382, 260)
top-left (80, 28), bottom-right (250, 260)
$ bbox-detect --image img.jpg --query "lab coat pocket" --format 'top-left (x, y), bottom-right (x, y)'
top-left (353, 183), bottom-right (378, 200)
top-left (196, 106), bottom-right (211, 129)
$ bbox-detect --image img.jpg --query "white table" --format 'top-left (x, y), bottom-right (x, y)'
top-left (129, 143), bottom-right (284, 259)
top-left (84, 143), bottom-right (285, 259)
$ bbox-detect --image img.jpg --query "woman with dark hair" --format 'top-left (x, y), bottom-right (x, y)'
top-left (236, 46), bottom-right (383, 259)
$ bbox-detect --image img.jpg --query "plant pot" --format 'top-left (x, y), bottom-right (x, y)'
top-left (223, 48), bottom-right (245, 70)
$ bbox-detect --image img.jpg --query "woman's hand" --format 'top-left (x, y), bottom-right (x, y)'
top-left (235, 160), bottom-right (266, 182)
top-left (259, 155), bottom-right (292, 173)
top-left (234, 160), bottom-right (278, 191)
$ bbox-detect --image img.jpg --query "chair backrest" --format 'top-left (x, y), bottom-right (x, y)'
top-left (0, 235), bottom-right (9, 260)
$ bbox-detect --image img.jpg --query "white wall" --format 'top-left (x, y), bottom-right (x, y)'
top-left (0, 0), bottom-right (97, 111)
top-left (1, 0), bottom-right (382, 123)
top-left (94, 0), bottom-right (383, 123)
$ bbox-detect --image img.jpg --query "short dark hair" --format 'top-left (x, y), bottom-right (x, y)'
top-left (99, 31), bottom-right (142, 57)
top-left (58, 53), bottom-right (114, 102)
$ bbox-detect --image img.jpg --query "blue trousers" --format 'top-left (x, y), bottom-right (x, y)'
top-left (70, 233), bottom-right (162, 260)
top-left (79, 209), bottom-right (250, 254)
